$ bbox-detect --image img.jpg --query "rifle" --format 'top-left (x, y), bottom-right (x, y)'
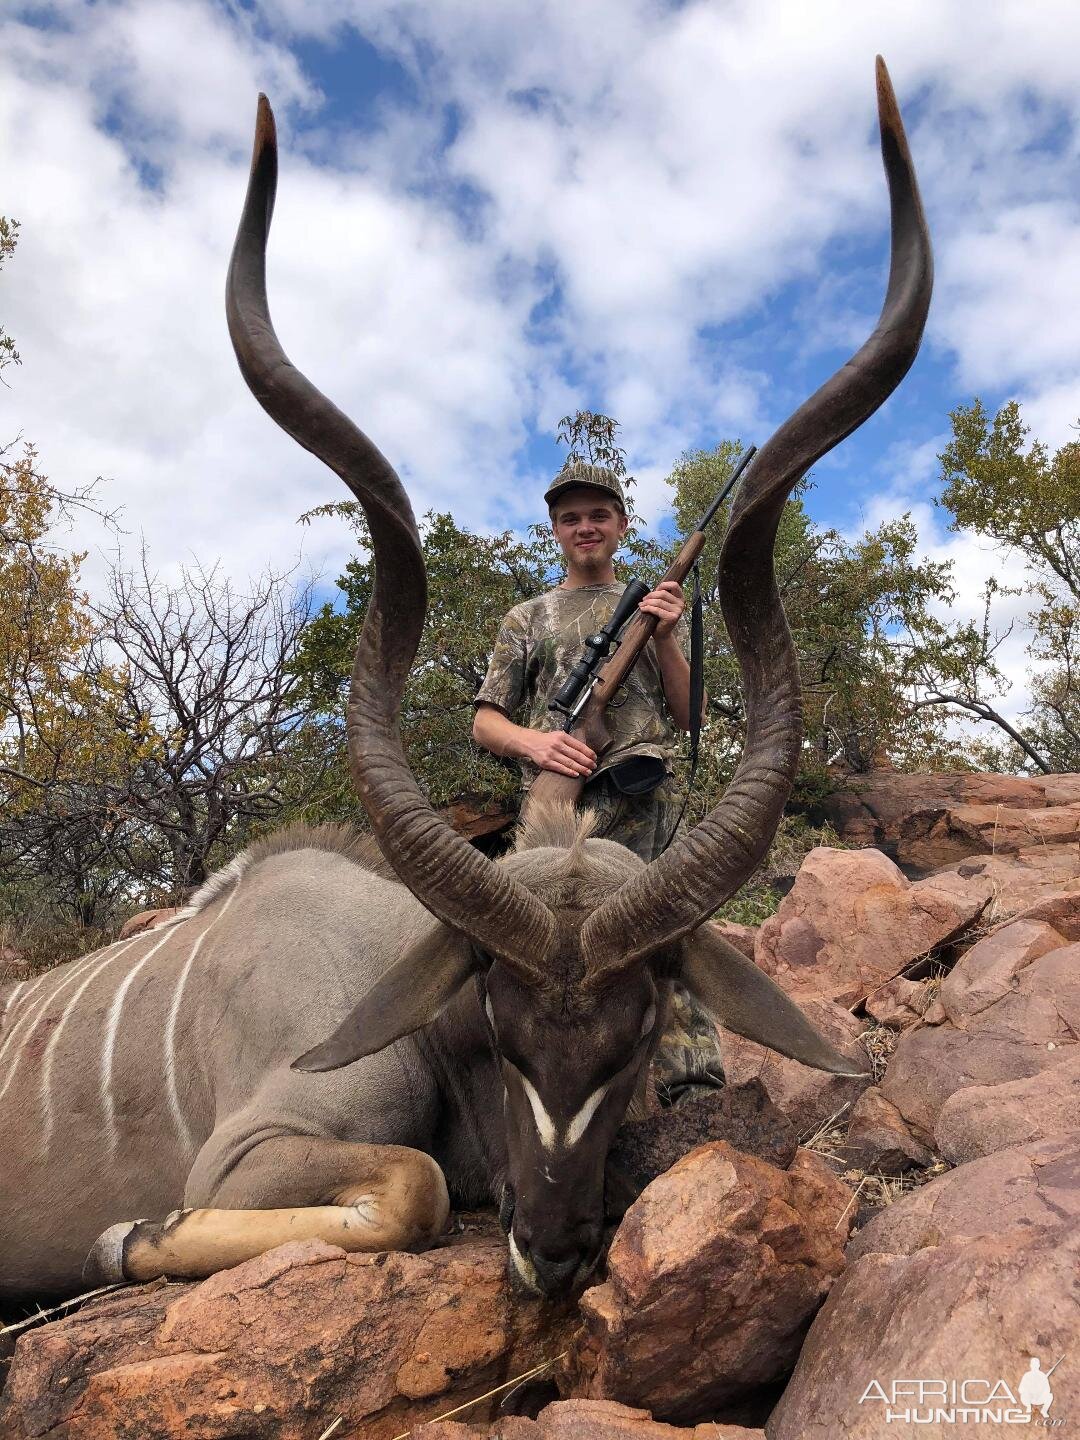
top-left (523, 445), bottom-right (757, 815)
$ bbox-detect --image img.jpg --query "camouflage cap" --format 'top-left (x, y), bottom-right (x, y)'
top-left (544, 459), bottom-right (627, 513)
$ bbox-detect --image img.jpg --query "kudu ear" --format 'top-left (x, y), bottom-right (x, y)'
top-left (681, 925), bottom-right (869, 1077)
top-left (293, 923), bottom-right (474, 1072)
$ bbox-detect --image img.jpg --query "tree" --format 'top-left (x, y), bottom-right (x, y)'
top-left (915, 399), bottom-right (1080, 773)
top-left (86, 555), bottom-right (334, 895)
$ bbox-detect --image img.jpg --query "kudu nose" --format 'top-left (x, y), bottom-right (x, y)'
top-left (530, 1250), bottom-right (581, 1295)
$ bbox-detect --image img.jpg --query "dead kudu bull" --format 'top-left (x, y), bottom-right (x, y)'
top-left (0, 59), bottom-right (930, 1304)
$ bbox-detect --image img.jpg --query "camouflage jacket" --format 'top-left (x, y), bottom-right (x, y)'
top-left (474, 583), bottom-right (688, 789)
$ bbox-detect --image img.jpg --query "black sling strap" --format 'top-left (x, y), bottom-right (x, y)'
top-left (659, 561), bottom-right (704, 854)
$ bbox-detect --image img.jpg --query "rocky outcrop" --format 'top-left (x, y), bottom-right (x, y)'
top-left (932, 846), bottom-right (1080, 923)
top-left (934, 1049), bottom-right (1080, 1164)
top-left (417, 1399), bottom-right (764, 1437)
top-left (754, 848), bottom-right (990, 1010)
top-left (771, 1137), bottom-right (1080, 1438)
top-left (820, 768), bottom-right (1080, 871)
top-left (880, 922), bottom-right (1078, 1140)
top-left (840, 1088), bottom-right (934, 1175)
top-left (0, 1236), bottom-right (575, 1440)
top-left (721, 995), bottom-right (871, 1139)
top-left (846, 1135), bottom-right (1080, 1261)
top-left (564, 1143), bottom-right (852, 1423)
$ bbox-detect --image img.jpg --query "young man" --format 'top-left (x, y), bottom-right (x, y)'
top-left (473, 460), bottom-right (725, 1103)
top-left (473, 461), bottom-right (693, 861)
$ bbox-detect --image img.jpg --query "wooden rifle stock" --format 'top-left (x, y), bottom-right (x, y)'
top-left (524, 446), bottom-right (756, 814)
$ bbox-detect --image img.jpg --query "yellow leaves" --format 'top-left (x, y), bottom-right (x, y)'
top-left (0, 447), bottom-right (154, 805)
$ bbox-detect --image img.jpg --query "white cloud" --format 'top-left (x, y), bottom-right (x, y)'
top-left (2, 0), bottom-right (1080, 765)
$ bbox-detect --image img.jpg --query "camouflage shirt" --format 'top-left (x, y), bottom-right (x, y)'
top-left (475, 583), bottom-right (688, 789)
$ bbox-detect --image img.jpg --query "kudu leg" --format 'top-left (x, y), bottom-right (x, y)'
top-left (83, 1137), bottom-right (449, 1285)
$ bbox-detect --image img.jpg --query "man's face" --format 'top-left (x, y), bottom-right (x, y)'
top-left (551, 487), bottom-right (628, 573)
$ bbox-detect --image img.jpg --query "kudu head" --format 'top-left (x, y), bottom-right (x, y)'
top-left (226, 56), bottom-right (931, 1297)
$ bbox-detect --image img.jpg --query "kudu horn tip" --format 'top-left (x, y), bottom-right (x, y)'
top-left (874, 56), bottom-right (902, 137)
top-left (252, 94), bottom-right (277, 160)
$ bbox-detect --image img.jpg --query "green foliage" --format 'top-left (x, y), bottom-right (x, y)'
top-left (932, 400), bottom-right (1080, 773)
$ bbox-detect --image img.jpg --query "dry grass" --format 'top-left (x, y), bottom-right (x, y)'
top-left (857, 1021), bottom-right (897, 1082)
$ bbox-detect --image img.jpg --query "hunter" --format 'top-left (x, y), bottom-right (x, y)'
top-left (472, 459), bottom-right (726, 1102)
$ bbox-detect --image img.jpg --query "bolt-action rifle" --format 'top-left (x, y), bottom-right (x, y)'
top-left (523, 445), bottom-right (757, 815)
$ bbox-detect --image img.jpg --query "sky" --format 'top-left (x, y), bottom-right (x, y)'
top-left (3, 0), bottom-right (1080, 731)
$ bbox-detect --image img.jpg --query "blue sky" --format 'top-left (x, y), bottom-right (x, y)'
top-left (3, 1), bottom-right (1080, 725)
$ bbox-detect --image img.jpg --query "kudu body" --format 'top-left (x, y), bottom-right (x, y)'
top-left (0, 58), bottom-right (931, 1303)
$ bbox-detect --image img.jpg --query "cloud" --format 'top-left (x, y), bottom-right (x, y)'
top-left (2, 0), bottom-right (1079, 766)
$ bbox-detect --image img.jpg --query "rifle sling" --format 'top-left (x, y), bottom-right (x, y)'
top-left (659, 560), bottom-right (703, 855)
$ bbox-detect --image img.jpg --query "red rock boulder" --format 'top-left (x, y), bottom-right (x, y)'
top-left (819, 769), bottom-right (1080, 870)
top-left (770, 1137), bottom-right (1080, 1438)
top-left (417, 1399), bottom-right (763, 1437)
top-left (880, 925), bottom-right (1078, 1140)
top-left (564, 1143), bottom-right (852, 1423)
top-left (934, 1049), bottom-right (1080, 1164)
top-left (754, 847), bottom-right (989, 1009)
top-left (0, 1237), bottom-right (575, 1440)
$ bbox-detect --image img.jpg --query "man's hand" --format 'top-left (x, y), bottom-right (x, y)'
top-left (526, 729), bottom-right (597, 778)
top-left (638, 579), bottom-right (685, 640)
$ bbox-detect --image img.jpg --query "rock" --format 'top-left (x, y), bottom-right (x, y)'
top-left (769, 1226), bottom-right (1080, 1438)
top-left (936, 918), bottom-right (1066, 1025)
top-left (847, 1136), bottom-right (1080, 1261)
top-left (934, 1050), bottom-right (1080, 1164)
top-left (840, 1088), bottom-right (933, 1175)
top-left (607, 1081), bottom-right (798, 1213)
top-left (754, 848), bottom-right (990, 1009)
top-left (118, 906), bottom-right (182, 938)
top-left (713, 921), bottom-right (758, 962)
top-left (771, 1136), bottom-right (1080, 1438)
top-left (933, 847), bottom-right (1080, 924)
top-left (721, 995), bottom-right (871, 1139)
top-left (564, 1143), bottom-right (851, 1423)
top-left (416, 1399), bottom-right (763, 1437)
top-left (0, 1238), bottom-right (576, 1440)
top-left (880, 929), bottom-right (1080, 1140)
top-left (1009, 886), bottom-right (1080, 940)
top-left (862, 975), bottom-right (930, 1029)
top-left (819, 769), bottom-right (1080, 870)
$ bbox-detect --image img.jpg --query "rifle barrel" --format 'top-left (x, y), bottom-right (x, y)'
top-left (694, 444), bottom-right (757, 533)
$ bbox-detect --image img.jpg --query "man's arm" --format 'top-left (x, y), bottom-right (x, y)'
top-left (639, 580), bottom-right (705, 732)
top-left (472, 704), bottom-right (597, 779)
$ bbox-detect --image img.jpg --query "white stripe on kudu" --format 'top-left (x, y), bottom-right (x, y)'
top-left (100, 925), bottom-right (184, 1159)
top-left (0, 956), bottom-right (100, 1105)
top-left (39, 939), bottom-right (142, 1152)
top-left (164, 879), bottom-right (243, 1152)
top-left (1, 979), bottom-right (26, 1028)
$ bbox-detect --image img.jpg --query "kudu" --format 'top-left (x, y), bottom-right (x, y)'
top-left (0, 58), bottom-right (930, 1304)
